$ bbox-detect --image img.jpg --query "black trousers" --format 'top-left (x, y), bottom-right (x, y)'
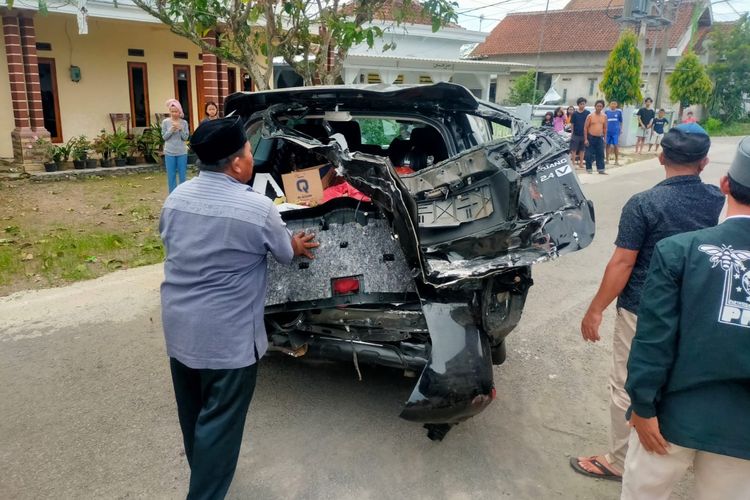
top-left (170, 358), bottom-right (259, 500)
top-left (585, 135), bottom-right (605, 172)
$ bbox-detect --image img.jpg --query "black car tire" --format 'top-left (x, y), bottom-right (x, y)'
top-left (490, 340), bottom-right (507, 365)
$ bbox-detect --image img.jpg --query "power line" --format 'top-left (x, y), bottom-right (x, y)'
top-left (457, 0), bottom-right (527, 15)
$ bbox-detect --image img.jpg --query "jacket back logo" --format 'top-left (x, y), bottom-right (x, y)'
top-left (699, 244), bottom-right (750, 328)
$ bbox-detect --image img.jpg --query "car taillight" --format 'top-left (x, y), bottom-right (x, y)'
top-left (332, 277), bottom-right (360, 295)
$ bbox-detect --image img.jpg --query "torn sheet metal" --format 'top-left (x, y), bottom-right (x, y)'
top-left (252, 101), bottom-right (594, 288)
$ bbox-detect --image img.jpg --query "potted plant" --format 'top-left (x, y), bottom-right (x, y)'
top-left (69, 135), bottom-right (89, 169)
top-left (92, 129), bottom-right (113, 167)
top-left (126, 135), bottom-right (140, 165)
top-left (110, 128), bottom-right (129, 167)
top-left (138, 123), bottom-right (164, 164)
top-left (54, 142), bottom-right (71, 170)
top-left (36, 137), bottom-right (57, 172)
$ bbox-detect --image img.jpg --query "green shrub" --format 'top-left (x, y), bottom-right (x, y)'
top-left (703, 117), bottom-right (722, 134)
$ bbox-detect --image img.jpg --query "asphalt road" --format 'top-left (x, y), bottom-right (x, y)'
top-left (0, 137), bottom-right (741, 500)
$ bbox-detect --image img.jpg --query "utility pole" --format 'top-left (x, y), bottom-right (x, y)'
top-left (617, 0), bottom-right (674, 105)
top-left (655, 0), bottom-right (677, 108)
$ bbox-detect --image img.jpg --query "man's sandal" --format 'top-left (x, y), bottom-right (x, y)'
top-left (569, 456), bottom-right (622, 482)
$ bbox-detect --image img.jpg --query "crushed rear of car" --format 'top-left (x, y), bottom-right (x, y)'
top-left (225, 83), bottom-right (595, 440)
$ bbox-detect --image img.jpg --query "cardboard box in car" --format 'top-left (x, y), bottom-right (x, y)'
top-left (282, 164), bottom-right (335, 205)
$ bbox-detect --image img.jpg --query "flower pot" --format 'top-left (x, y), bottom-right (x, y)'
top-left (73, 160), bottom-right (85, 169)
top-left (55, 160), bottom-right (65, 171)
top-left (126, 156), bottom-right (137, 166)
top-left (144, 154), bottom-right (157, 164)
top-left (100, 158), bottom-right (113, 168)
top-left (86, 159), bottom-right (98, 169)
top-left (44, 162), bottom-right (58, 172)
top-left (115, 158), bottom-right (127, 167)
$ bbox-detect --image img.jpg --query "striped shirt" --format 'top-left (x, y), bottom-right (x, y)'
top-left (159, 171), bottom-right (294, 369)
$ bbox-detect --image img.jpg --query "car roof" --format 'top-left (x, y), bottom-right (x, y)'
top-left (225, 82), bottom-right (481, 118)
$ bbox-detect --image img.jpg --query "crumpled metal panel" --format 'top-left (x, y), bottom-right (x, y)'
top-left (265, 214), bottom-right (416, 306)
top-left (250, 101), bottom-right (594, 289)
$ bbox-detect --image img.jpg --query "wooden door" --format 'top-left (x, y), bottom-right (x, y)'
top-left (38, 58), bottom-right (63, 142)
top-left (195, 66), bottom-right (205, 123)
top-left (173, 65), bottom-right (193, 131)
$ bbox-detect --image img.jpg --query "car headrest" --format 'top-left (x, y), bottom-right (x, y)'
top-left (293, 123), bottom-right (329, 141)
top-left (409, 126), bottom-right (447, 162)
top-left (329, 121), bottom-right (361, 148)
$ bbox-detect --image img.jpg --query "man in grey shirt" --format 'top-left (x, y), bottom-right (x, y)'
top-left (160, 117), bottom-right (318, 499)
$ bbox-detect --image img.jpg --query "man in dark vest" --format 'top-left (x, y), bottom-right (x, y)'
top-left (622, 137), bottom-right (750, 498)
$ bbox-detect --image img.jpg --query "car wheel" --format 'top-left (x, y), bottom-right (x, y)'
top-left (490, 340), bottom-right (507, 365)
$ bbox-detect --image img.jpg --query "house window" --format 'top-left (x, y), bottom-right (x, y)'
top-left (242, 73), bottom-right (253, 92)
top-left (36, 42), bottom-right (52, 51)
top-left (173, 51), bottom-right (188, 59)
top-left (128, 48), bottom-right (145, 57)
top-left (394, 75), bottom-right (404, 84)
top-left (128, 62), bottom-right (150, 127)
top-left (367, 73), bottom-right (381, 84)
top-left (589, 78), bottom-right (597, 96)
top-left (419, 75), bottom-right (433, 84)
top-left (228, 68), bottom-right (237, 94)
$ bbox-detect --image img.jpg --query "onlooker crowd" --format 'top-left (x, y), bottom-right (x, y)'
top-left (540, 96), bottom-right (702, 174)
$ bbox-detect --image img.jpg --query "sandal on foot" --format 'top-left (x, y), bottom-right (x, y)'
top-left (569, 456), bottom-right (622, 482)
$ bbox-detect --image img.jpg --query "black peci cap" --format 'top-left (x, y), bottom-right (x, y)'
top-left (728, 136), bottom-right (750, 188)
top-left (661, 123), bottom-right (711, 164)
top-left (190, 117), bottom-right (247, 165)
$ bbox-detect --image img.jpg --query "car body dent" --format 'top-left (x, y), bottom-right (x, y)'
top-left (226, 84), bottom-right (595, 432)
top-left (249, 101), bottom-right (594, 288)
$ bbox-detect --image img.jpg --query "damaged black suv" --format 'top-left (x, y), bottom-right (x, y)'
top-left (225, 83), bottom-right (595, 440)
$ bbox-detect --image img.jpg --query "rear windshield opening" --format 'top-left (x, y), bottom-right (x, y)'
top-left (248, 117), bottom-right (449, 210)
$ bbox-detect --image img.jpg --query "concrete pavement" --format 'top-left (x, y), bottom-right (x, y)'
top-left (0, 137), bottom-right (742, 499)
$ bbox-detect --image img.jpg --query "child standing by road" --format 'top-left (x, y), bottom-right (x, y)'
top-left (605, 101), bottom-right (623, 165)
top-left (649, 109), bottom-right (669, 153)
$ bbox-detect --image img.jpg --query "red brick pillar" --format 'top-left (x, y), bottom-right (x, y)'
top-left (19, 15), bottom-right (45, 131)
top-left (217, 59), bottom-right (229, 115)
top-left (3, 14), bottom-right (30, 130)
top-left (200, 33), bottom-right (219, 107)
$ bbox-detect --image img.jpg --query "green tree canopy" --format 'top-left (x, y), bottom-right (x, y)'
top-left (708, 15), bottom-right (750, 122)
top-left (127, 0), bottom-right (457, 90)
top-left (599, 30), bottom-right (643, 105)
top-left (507, 70), bottom-right (543, 105)
top-left (667, 51), bottom-right (712, 110)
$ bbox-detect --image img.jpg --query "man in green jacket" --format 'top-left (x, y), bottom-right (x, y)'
top-left (622, 136), bottom-right (750, 499)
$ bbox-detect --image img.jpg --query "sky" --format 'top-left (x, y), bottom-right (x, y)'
top-left (455, 0), bottom-right (749, 32)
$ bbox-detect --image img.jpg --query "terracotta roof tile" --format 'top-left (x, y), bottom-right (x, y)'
top-left (692, 21), bottom-right (737, 54)
top-left (472, 1), bottom-right (700, 57)
top-left (564, 0), bottom-right (624, 10)
top-left (341, 0), bottom-right (461, 28)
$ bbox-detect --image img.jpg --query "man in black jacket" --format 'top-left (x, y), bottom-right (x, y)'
top-left (622, 136), bottom-right (750, 499)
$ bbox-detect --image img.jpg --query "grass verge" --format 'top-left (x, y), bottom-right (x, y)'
top-left (0, 171), bottom-right (173, 296)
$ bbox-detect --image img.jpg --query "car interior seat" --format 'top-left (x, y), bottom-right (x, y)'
top-left (292, 122), bottom-right (330, 142)
top-left (404, 126), bottom-right (448, 171)
top-left (387, 137), bottom-right (411, 167)
top-left (328, 121), bottom-right (361, 151)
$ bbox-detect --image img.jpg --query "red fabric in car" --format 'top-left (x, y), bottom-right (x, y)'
top-left (322, 181), bottom-right (371, 203)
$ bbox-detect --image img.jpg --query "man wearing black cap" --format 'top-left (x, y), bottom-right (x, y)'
top-left (571, 123), bottom-right (724, 481)
top-left (621, 136), bottom-right (750, 499)
top-left (159, 117), bottom-right (318, 499)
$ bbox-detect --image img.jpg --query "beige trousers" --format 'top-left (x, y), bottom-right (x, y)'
top-left (605, 307), bottom-right (637, 473)
top-left (622, 430), bottom-right (750, 500)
